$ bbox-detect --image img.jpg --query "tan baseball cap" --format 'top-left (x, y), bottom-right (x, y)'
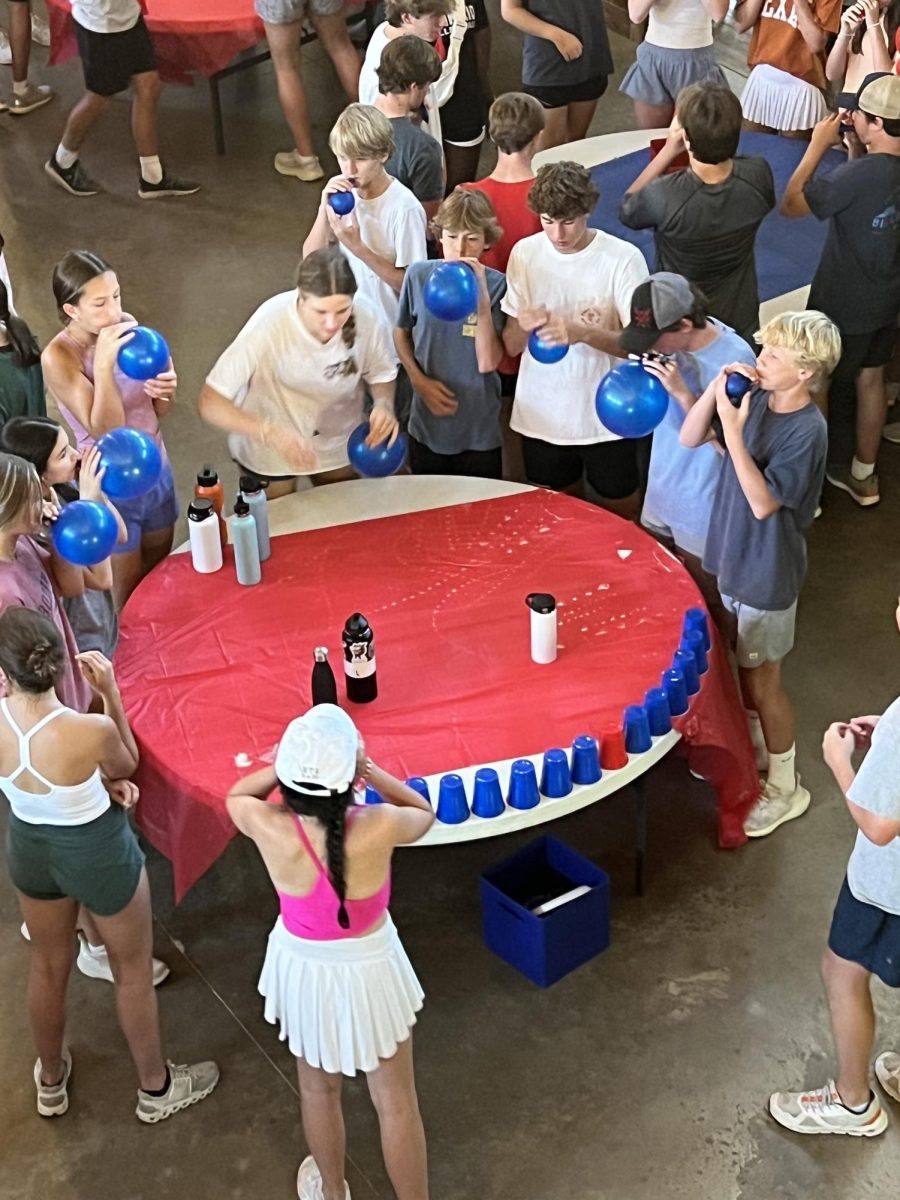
top-left (844, 73), bottom-right (900, 121)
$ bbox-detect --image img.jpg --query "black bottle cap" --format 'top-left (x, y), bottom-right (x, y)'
top-left (240, 474), bottom-right (269, 494)
top-left (526, 592), bottom-right (556, 614)
top-left (233, 494), bottom-right (250, 518)
top-left (344, 612), bottom-right (370, 635)
top-left (196, 465), bottom-right (218, 488)
top-left (188, 498), bottom-right (214, 521)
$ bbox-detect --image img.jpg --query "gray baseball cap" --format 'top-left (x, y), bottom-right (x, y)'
top-left (619, 272), bottom-right (696, 355)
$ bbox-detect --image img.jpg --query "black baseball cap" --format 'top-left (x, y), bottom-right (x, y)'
top-left (619, 273), bottom-right (696, 355)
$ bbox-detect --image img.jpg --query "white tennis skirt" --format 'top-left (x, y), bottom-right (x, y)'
top-left (258, 914), bottom-right (424, 1077)
top-left (741, 64), bottom-right (828, 132)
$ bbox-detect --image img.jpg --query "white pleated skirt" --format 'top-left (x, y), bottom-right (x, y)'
top-left (741, 64), bottom-right (828, 132)
top-left (258, 914), bottom-right (424, 1077)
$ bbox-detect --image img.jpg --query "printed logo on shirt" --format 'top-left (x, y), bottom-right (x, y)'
top-left (760, 0), bottom-right (798, 29)
top-left (872, 191), bottom-right (900, 234)
top-left (323, 356), bottom-right (358, 380)
top-left (462, 311), bottom-right (478, 336)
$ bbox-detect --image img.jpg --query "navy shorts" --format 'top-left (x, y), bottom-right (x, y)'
top-left (828, 877), bottom-right (900, 988)
top-left (114, 458), bottom-right (178, 554)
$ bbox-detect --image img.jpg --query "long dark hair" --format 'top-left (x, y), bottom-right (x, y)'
top-left (851, 0), bottom-right (900, 55)
top-left (51, 249), bottom-right (113, 323)
top-left (0, 416), bottom-right (78, 503)
top-left (0, 281), bottom-right (40, 370)
top-left (281, 783), bottom-right (353, 929)
top-left (296, 247), bottom-right (358, 351)
top-left (0, 607), bottom-right (65, 694)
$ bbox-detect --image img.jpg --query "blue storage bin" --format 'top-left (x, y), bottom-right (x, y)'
top-left (480, 835), bottom-right (610, 987)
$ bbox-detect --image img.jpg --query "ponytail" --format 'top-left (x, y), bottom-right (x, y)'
top-left (280, 783), bottom-right (354, 929)
top-left (0, 281), bottom-right (40, 370)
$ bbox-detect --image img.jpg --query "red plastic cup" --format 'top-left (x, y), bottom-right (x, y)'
top-left (600, 723), bottom-right (628, 770)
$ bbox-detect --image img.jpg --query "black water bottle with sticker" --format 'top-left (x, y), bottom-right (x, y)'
top-left (342, 612), bottom-right (378, 704)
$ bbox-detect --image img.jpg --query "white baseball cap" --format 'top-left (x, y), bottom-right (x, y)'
top-left (274, 704), bottom-right (360, 796)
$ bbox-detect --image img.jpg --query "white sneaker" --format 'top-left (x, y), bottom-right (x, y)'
top-left (882, 420), bottom-right (900, 445)
top-left (77, 937), bottom-right (171, 986)
top-left (33, 1048), bottom-right (72, 1117)
top-left (31, 13), bottom-right (51, 46)
top-left (274, 149), bottom-right (324, 181)
top-left (21, 921), bottom-right (30, 941)
top-left (0, 30), bottom-right (11, 65)
top-left (135, 1059), bottom-right (220, 1123)
top-left (297, 1156), bottom-right (351, 1200)
top-left (875, 1051), bottom-right (900, 1103)
top-left (769, 1079), bottom-right (887, 1136)
top-left (744, 777), bottom-right (810, 838)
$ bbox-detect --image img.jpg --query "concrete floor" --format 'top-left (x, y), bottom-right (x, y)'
top-left (2, 5), bottom-right (900, 1198)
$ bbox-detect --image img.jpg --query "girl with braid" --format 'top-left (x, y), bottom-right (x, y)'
top-left (200, 247), bottom-right (399, 501)
top-left (227, 705), bottom-right (434, 1200)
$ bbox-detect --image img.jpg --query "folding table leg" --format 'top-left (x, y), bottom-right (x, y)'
top-left (634, 775), bottom-right (648, 896)
top-left (209, 75), bottom-right (225, 156)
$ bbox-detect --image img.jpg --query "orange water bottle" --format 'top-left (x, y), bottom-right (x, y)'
top-left (194, 465), bottom-right (227, 548)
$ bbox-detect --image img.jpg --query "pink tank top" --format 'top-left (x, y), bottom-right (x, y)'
top-left (56, 329), bottom-right (166, 457)
top-left (277, 809), bottom-right (392, 942)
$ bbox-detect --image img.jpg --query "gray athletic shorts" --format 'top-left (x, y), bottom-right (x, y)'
top-left (255, 0), bottom-right (343, 24)
top-left (619, 42), bottom-right (727, 107)
top-left (721, 592), bottom-right (797, 667)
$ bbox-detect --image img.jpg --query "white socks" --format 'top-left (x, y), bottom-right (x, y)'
top-left (55, 143), bottom-right (78, 170)
top-left (851, 456), bottom-right (875, 482)
top-left (745, 709), bottom-right (768, 771)
top-left (767, 745), bottom-right (797, 795)
top-left (139, 155), bottom-right (163, 185)
top-left (13, 79), bottom-right (28, 96)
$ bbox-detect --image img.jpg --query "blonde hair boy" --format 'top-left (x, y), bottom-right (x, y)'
top-left (329, 104), bottom-right (395, 163)
top-left (755, 310), bottom-right (842, 391)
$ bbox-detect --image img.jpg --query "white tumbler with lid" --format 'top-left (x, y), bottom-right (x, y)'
top-left (526, 592), bottom-right (557, 664)
top-left (188, 499), bottom-right (223, 574)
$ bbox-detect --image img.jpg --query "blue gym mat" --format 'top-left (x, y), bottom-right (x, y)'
top-left (588, 131), bottom-right (846, 302)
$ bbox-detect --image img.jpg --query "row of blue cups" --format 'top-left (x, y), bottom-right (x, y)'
top-left (624, 607), bottom-right (711, 751)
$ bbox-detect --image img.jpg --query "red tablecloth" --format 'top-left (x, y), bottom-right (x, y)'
top-left (46, 0), bottom-right (289, 82)
top-left (117, 492), bottom-right (758, 899)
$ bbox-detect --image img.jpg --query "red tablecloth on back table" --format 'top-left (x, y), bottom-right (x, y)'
top-left (117, 491), bottom-right (759, 899)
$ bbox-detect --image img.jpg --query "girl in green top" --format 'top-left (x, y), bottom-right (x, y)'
top-left (0, 281), bottom-right (45, 424)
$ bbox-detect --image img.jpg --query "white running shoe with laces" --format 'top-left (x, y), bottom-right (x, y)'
top-left (744, 777), bottom-right (810, 838)
top-left (31, 13), bottom-right (51, 45)
top-left (135, 1060), bottom-right (220, 1123)
top-left (34, 1048), bottom-right (72, 1117)
top-left (875, 1052), bottom-right (900, 1104)
top-left (769, 1079), bottom-right (887, 1136)
top-left (77, 936), bottom-right (171, 986)
top-left (0, 30), bottom-right (11, 65)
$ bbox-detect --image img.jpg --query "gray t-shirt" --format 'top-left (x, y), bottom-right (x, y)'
top-left (386, 118), bottom-right (444, 207)
top-left (702, 390), bottom-right (826, 611)
top-left (619, 157), bottom-right (775, 345)
top-left (397, 260), bottom-right (506, 455)
top-left (521, 0), bottom-right (614, 87)
top-left (847, 696), bottom-right (900, 915)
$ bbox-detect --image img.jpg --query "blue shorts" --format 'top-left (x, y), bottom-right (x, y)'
top-left (828, 877), bottom-right (900, 989)
top-left (114, 459), bottom-right (178, 554)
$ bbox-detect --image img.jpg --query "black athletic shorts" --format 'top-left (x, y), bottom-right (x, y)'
top-left (830, 324), bottom-right (897, 387)
top-left (521, 435), bottom-right (640, 499)
top-left (523, 74), bottom-right (609, 110)
top-left (75, 15), bottom-right (157, 98)
top-left (408, 437), bottom-right (502, 480)
top-left (828, 876), bottom-right (900, 989)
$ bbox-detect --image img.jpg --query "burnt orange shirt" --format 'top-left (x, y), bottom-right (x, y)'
top-left (747, 0), bottom-right (842, 89)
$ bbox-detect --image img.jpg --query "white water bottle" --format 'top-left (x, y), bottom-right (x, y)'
top-left (188, 499), bottom-right (223, 574)
top-left (526, 592), bottom-right (557, 664)
top-left (239, 475), bottom-right (270, 562)
top-left (229, 495), bottom-right (261, 586)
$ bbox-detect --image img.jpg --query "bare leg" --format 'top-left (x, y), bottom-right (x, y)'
top-left (59, 91), bottom-right (111, 152)
top-left (566, 98), bottom-right (600, 141)
top-left (139, 524), bottom-right (174, 578)
top-left (738, 659), bottom-right (794, 754)
top-left (9, 0), bottom-right (32, 84)
top-left (265, 20), bottom-right (316, 157)
top-left (539, 106), bottom-right (570, 150)
top-left (111, 548), bottom-right (145, 611)
top-left (266, 477), bottom-right (298, 500)
top-left (443, 141), bottom-right (483, 192)
top-left (310, 11), bottom-right (361, 100)
top-left (311, 465), bottom-right (356, 486)
top-left (366, 1038), bottom-right (429, 1200)
top-left (131, 71), bottom-right (162, 158)
top-left (296, 1058), bottom-right (347, 1200)
top-left (632, 99), bottom-right (674, 130)
top-left (780, 128), bottom-right (812, 141)
top-left (855, 365), bottom-right (887, 465)
top-left (77, 907), bottom-right (102, 946)
top-left (16, 891), bottom-right (79, 1084)
top-left (89, 869), bottom-right (167, 1091)
top-left (821, 949), bottom-right (875, 1108)
top-left (742, 119), bottom-right (776, 134)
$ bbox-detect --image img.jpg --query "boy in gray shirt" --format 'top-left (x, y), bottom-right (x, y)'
top-left (375, 35), bottom-right (445, 223)
top-left (768, 599), bottom-right (900, 1137)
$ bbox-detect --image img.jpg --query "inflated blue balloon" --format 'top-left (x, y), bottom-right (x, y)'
top-left (528, 330), bottom-right (569, 365)
top-left (96, 428), bottom-right (163, 500)
top-left (595, 361), bottom-right (668, 439)
top-left (423, 262), bottom-right (478, 322)
top-left (51, 500), bottom-right (118, 567)
top-left (347, 423), bottom-right (407, 478)
top-left (327, 190), bottom-right (355, 216)
top-left (725, 371), bottom-right (753, 402)
top-left (117, 326), bottom-right (170, 381)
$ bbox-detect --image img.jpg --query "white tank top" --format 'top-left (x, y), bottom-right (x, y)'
top-left (647, 0), bottom-right (715, 50)
top-left (0, 699), bottom-right (110, 826)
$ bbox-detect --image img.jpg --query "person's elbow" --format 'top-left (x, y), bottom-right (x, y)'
top-left (478, 343), bottom-right (504, 373)
top-left (679, 427), bottom-right (703, 448)
top-left (805, 27), bottom-right (828, 53)
top-left (779, 192), bottom-right (808, 219)
top-left (750, 496), bottom-right (780, 520)
top-left (732, 10), bottom-right (754, 33)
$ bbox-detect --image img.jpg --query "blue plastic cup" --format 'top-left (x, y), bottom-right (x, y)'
top-left (680, 628), bottom-right (709, 675)
top-left (436, 774), bottom-right (469, 824)
top-left (673, 648), bottom-right (700, 695)
top-left (662, 668), bottom-right (689, 715)
top-left (624, 705), bottom-right (652, 753)
top-left (570, 734), bottom-right (601, 785)
top-left (472, 768), bottom-right (505, 818)
top-left (644, 687), bottom-right (672, 735)
top-left (507, 759), bottom-right (540, 810)
top-left (683, 607), bottom-right (711, 652)
top-left (405, 777), bottom-right (431, 803)
top-left (540, 747), bottom-right (573, 798)
top-left (365, 784), bottom-right (383, 805)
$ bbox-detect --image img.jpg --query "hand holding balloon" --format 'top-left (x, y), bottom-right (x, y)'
top-left (117, 327), bottom-right (170, 382)
top-left (724, 369), bottom-right (754, 404)
top-left (366, 405), bottom-right (399, 449)
top-left (51, 501), bottom-right (118, 566)
top-left (75, 446), bottom-right (107, 503)
top-left (423, 262), bottom-right (478, 322)
top-left (347, 422), bottom-right (407, 477)
top-left (327, 190), bottom-right (355, 216)
top-left (595, 361), bottom-right (668, 438)
top-left (94, 321), bottom-right (138, 374)
top-left (95, 428), bottom-right (163, 500)
top-left (528, 329), bottom-right (569, 364)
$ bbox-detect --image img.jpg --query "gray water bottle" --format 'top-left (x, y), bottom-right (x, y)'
top-left (239, 475), bottom-right (270, 562)
top-left (229, 495), bottom-right (261, 586)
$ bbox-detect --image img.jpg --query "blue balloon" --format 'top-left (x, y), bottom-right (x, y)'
top-left (528, 330), bottom-right (569, 365)
top-left (595, 361), bottom-right (668, 439)
top-left (423, 262), bottom-right (478, 322)
top-left (51, 500), bottom-right (118, 567)
top-left (327, 190), bottom-right (355, 215)
top-left (347, 423), bottom-right (407, 478)
top-left (117, 326), bottom-right (170, 382)
top-left (725, 371), bottom-right (753, 403)
top-left (96, 428), bottom-right (163, 500)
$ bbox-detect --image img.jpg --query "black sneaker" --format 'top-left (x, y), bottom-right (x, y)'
top-left (44, 156), bottom-right (99, 197)
top-left (138, 171), bottom-right (200, 200)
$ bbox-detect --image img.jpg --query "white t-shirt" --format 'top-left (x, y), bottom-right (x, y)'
top-left (0, 253), bottom-right (14, 315)
top-left (339, 179), bottom-right (427, 328)
top-left (502, 230), bottom-right (649, 445)
top-left (647, 0), bottom-right (715, 49)
top-left (205, 291), bottom-right (398, 476)
top-left (71, 0), bottom-right (141, 34)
